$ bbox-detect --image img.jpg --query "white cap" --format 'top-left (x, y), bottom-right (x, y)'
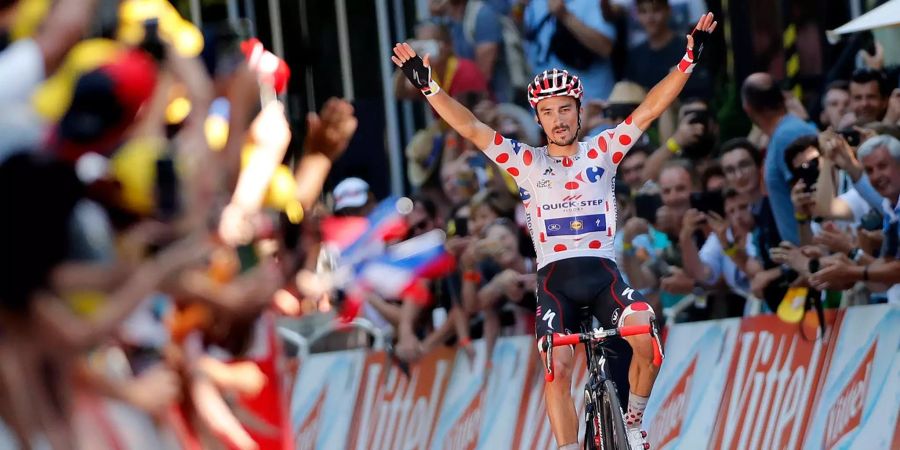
top-left (333, 177), bottom-right (370, 211)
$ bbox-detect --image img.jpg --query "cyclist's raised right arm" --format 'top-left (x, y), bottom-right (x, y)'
top-left (391, 43), bottom-right (496, 151)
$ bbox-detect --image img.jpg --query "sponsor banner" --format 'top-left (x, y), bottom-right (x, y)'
top-left (710, 311), bottom-right (837, 450)
top-left (348, 347), bottom-right (455, 450)
top-left (642, 318), bottom-right (741, 450)
top-left (430, 339), bottom-right (490, 450)
top-left (803, 304), bottom-right (900, 450)
top-left (511, 343), bottom-right (591, 450)
top-left (289, 349), bottom-right (366, 450)
top-left (476, 337), bottom-right (535, 449)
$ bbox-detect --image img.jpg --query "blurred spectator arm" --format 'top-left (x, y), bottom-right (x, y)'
top-left (421, 310), bottom-right (457, 354)
top-left (50, 262), bottom-right (132, 293)
top-left (621, 218), bottom-right (657, 290)
top-left (812, 157), bottom-right (853, 221)
top-left (884, 89), bottom-right (900, 126)
top-left (220, 64), bottom-right (261, 189)
top-left (475, 43), bottom-right (500, 82)
top-left (367, 294), bottom-right (403, 328)
top-left (678, 210), bottom-right (714, 284)
top-left (551, 1), bottom-right (613, 58)
top-left (33, 0), bottom-right (100, 75)
top-left (294, 98), bottom-right (358, 210)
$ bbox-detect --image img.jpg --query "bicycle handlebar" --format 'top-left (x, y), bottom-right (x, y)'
top-left (540, 322), bottom-right (664, 383)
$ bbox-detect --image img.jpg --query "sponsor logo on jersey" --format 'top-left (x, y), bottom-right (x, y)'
top-left (562, 194), bottom-right (582, 201)
top-left (543, 167), bottom-right (555, 176)
top-left (511, 140), bottom-right (523, 154)
top-left (541, 198), bottom-right (604, 211)
top-left (519, 187), bottom-right (531, 201)
top-left (544, 214), bottom-right (606, 236)
top-left (537, 179), bottom-right (552, 188)
top-left (585, 166), bottom-right (605, 183)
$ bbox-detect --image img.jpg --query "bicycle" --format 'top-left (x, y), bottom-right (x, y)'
top-left (539, 320), bottom-right (664, 450)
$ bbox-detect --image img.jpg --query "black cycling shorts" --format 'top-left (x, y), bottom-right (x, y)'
top-left (535, 256), bottom-right (648, 338)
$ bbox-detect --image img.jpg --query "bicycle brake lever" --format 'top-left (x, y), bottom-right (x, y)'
top-left (542, 334), bottom-right (555, 382)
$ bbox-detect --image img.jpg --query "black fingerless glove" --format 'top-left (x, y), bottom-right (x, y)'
top-left (400, 56), bottom-right (439, 96)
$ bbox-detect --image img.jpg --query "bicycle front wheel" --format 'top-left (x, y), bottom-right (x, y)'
top-left (598, 379), bottom-right (629, 450)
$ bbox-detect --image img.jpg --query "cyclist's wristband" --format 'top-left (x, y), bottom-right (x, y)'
top-left (677, 49), bottom-right (696, 74)
top-left (421, 79), bottom-right (441, 97)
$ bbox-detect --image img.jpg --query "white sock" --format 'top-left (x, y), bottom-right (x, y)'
top-left (625, 392), bottom-right (649, 429)
top-left (559, 444), bottom-right (579, 450)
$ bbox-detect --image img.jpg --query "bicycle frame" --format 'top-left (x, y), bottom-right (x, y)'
top-left (539, 321), bottom-right (664, 450)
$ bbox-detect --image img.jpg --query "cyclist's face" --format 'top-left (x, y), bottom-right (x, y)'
top-left (536, 96), bottom-right (579, 146)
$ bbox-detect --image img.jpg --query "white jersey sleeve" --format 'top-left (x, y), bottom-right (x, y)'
top-left (482, 131), bottom-right (540, 183)
top-left (586, 116), bottom-right (644, 173)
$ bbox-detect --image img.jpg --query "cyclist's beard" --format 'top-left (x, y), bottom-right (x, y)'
top-left (543, 118), bottom-right (581, 147)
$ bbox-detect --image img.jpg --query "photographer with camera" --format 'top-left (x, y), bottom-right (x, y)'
top-left (641, 98), bottom-right (718, 183)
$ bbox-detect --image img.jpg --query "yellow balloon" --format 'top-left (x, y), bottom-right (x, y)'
top-left (265, 164), bottom-right (297, 209)
top-left (109, 136), bottom-right (167, 215)
top-left (205, 116), bottom-right (230, 151)
top-left (10, 0), bottom-right (51, 41)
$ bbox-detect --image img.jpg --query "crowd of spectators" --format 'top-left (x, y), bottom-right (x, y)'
top-left (1, 0), bottom-right (900, 447)
top-left (382, 0), bottom-right (900, 365)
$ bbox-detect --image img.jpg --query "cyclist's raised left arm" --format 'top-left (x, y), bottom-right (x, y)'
top-left (630, 13), bottom-right (717, 131)
top-left (391, 43), bottom-right (495, 151)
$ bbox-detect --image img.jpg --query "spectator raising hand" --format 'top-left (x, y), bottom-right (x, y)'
top-left (813, 222), bottom-right (855, 256)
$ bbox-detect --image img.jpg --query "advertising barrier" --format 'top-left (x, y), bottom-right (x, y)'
top-left (289, 349), bottom-right (366, 450)
top-left (642, 318), bottom-right (741, 450)
top-left (348, 346), bottom-right (455, 450)
top-left (710, 311), bottom-right (837, 450)
top-left (803, 304), bottom-right (900, 450)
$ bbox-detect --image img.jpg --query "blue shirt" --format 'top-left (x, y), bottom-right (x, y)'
top-left (446, 2), bottom-right (511, 102)
top-left (764, 114), bottom-right (817, 245)
top-left (523, 0), bottom-right (617, 101)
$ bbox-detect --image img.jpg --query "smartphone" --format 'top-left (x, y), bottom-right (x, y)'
top-left (860, 209), bottom-right (883, 231)
top-left (634, 193), bottom-right (662, 224)
top-left (155, 153), bottom-right (180, 221)
top-left (838, 129), bottom-right (861, 147)
top-left (690, 190), bottom-right (725, 217)
top-left (794, 159), bottom-right (820, 192)
top-left (687, 109), bottom-right (709, 125)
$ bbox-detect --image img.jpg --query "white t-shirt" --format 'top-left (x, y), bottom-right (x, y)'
top-left (483, 118), bottom-right (643, 269)
top-left (0, 39), bottom-right (45, 104)
top-left (698, 229), bottom-right (756, 298)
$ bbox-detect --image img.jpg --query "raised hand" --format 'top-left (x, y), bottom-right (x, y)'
top-left (391, 42), bottom-right (437, 94)
top-left (305, 97), bottom-right (358, 161)
top-left (686, 12), bottom-right (718, 62)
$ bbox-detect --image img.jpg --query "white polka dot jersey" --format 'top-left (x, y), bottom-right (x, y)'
top-left (483, 117), bottom-right (643, 269)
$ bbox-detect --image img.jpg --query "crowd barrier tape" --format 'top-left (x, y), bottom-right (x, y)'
top-left (642, 318), bottom-right (741, 450)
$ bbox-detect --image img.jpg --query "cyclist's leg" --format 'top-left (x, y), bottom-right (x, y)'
top-left (535, 261), bottom-right (581, 449)
top-left (595, 258), bottom-right (659, 434)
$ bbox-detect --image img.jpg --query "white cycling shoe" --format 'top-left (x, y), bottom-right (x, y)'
top-left (626, 428), bottom-right (649, 450)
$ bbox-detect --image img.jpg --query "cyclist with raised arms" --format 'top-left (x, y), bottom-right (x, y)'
top-left (392, 12), bottom-right (716, 450)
